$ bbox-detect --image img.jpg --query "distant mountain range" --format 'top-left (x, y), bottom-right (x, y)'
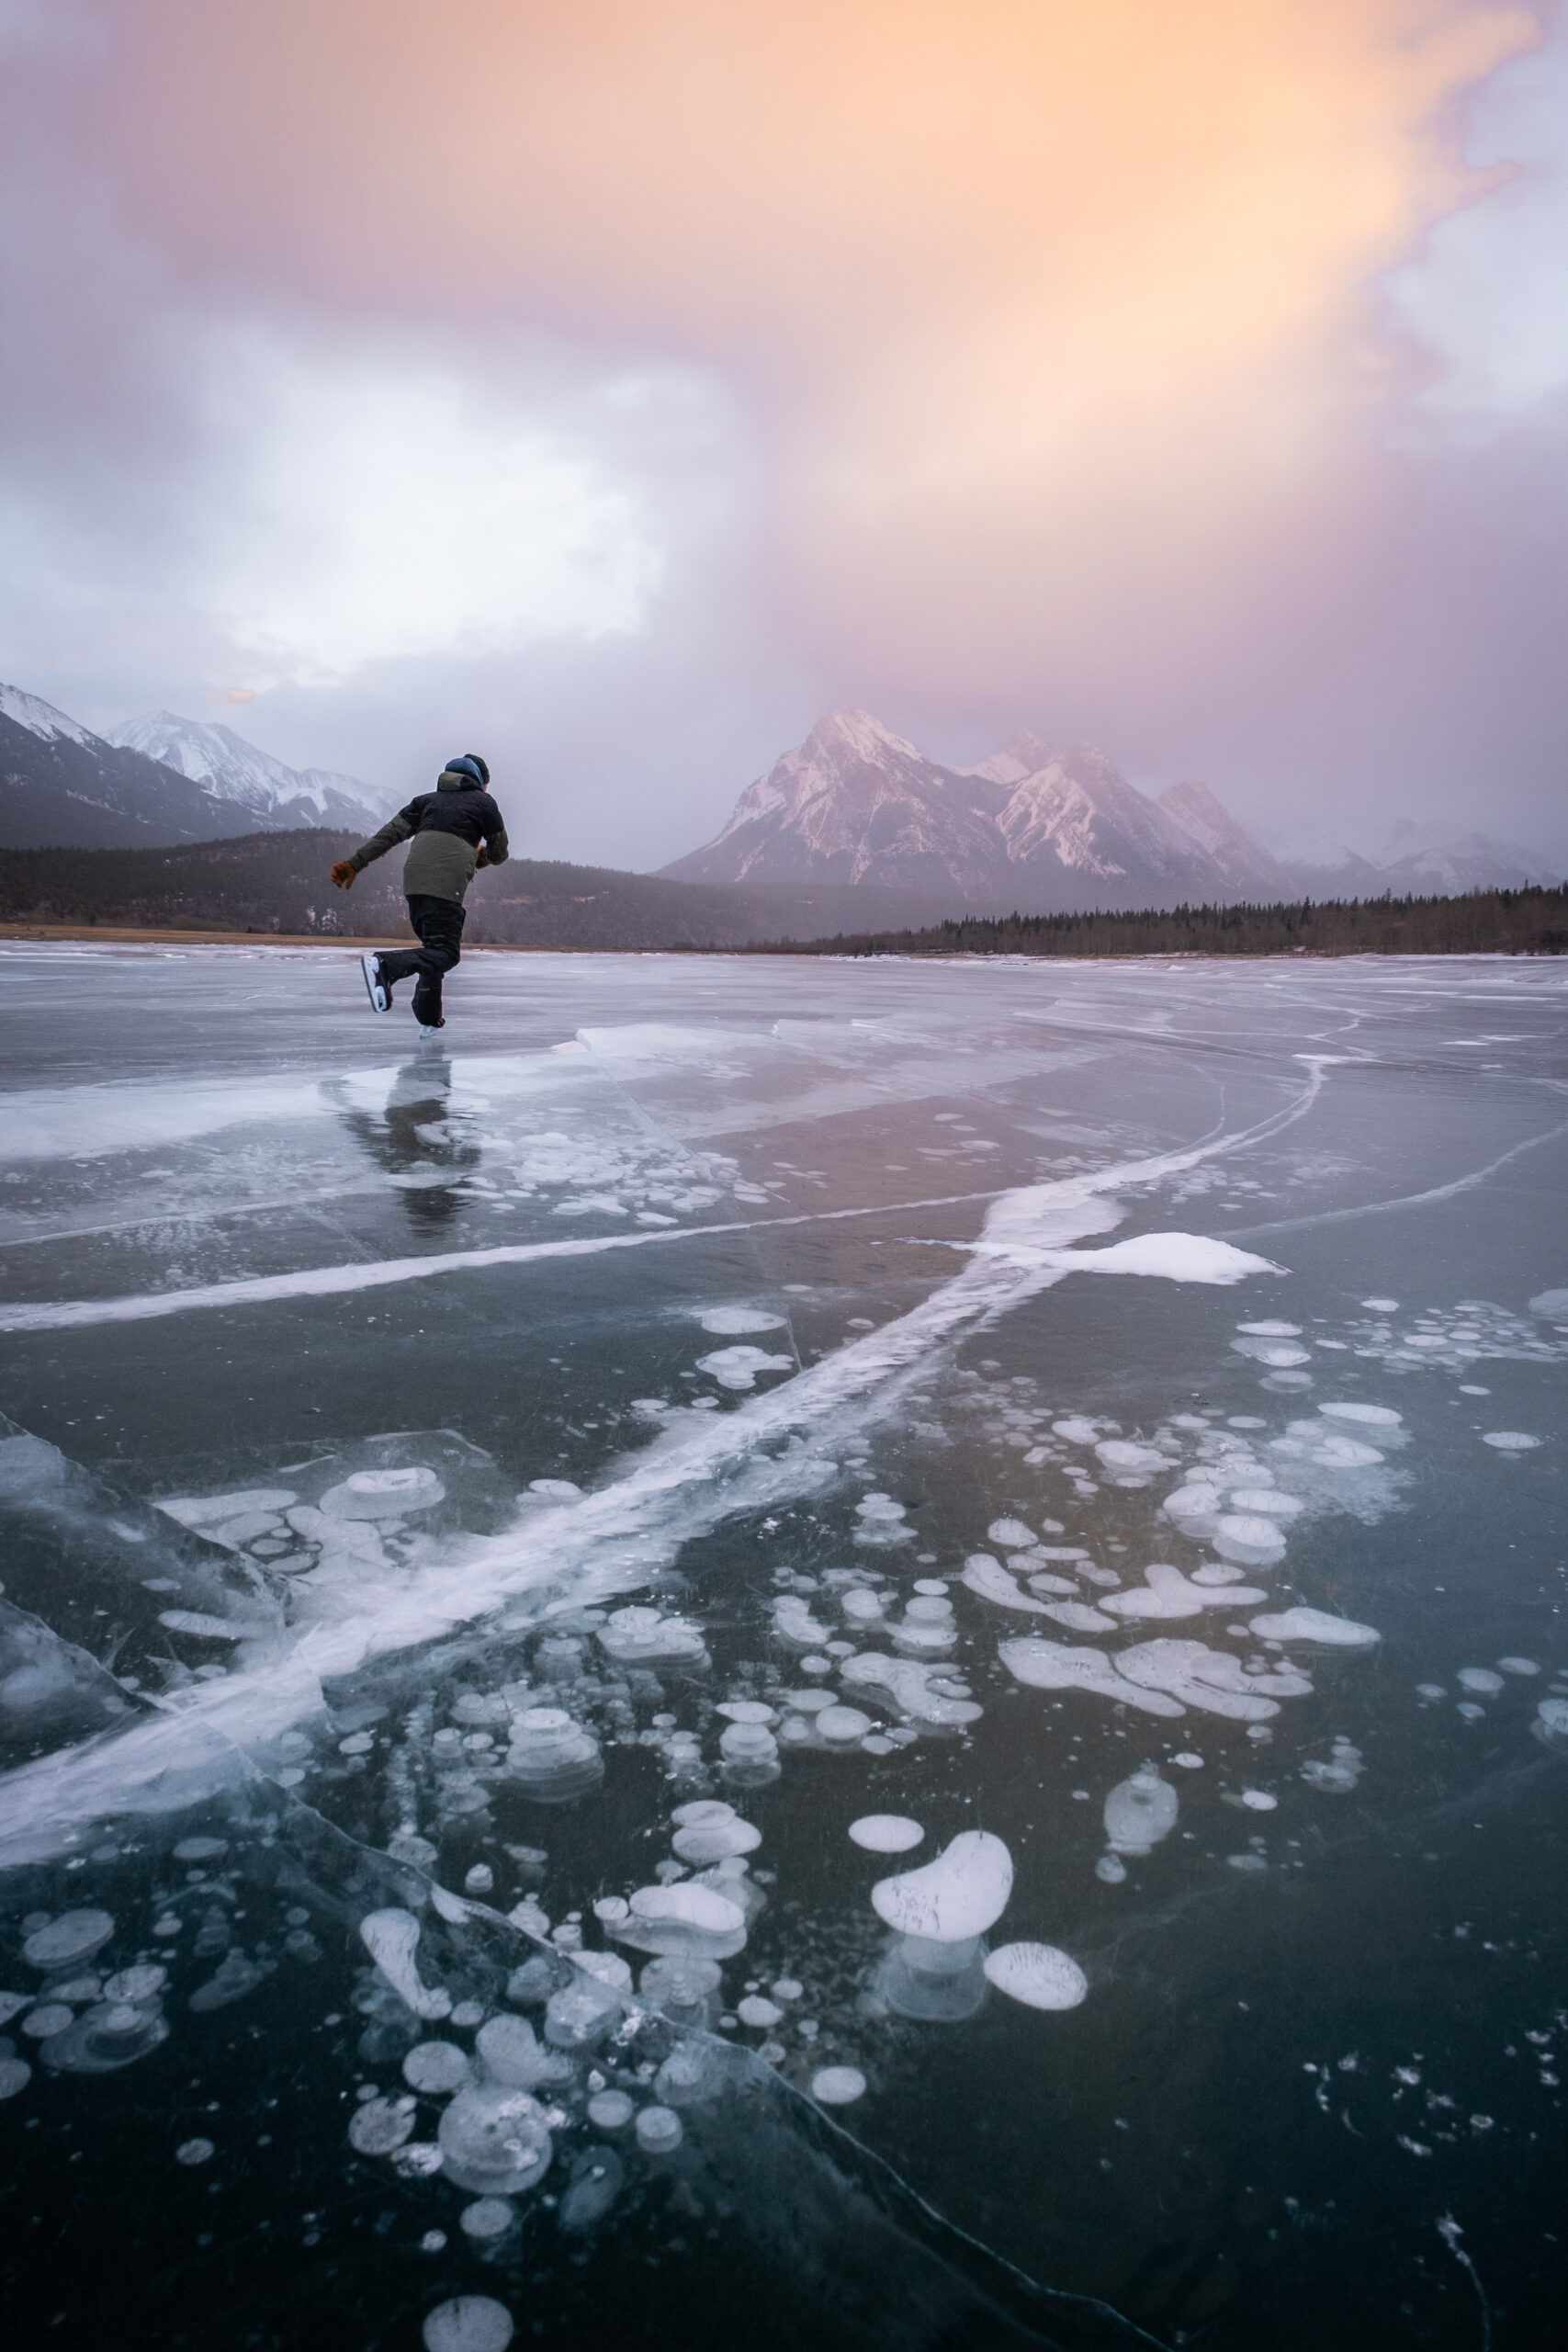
top-left (4, 680), bottom-right (1559, 916)
top-left (107, 710), bottom-right (385, 832)
top-left (662, 708), bottom-right (1292, 911)
top-left (1277, 817), bottom-right (1563, 900)
top-left (0, 684), bottom-right (386, 850)
top-left (663, 708), bottom-right (1562, 912)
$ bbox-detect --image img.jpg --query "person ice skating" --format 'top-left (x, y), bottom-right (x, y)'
top-left (331, 752), bottom-right (508, 1032)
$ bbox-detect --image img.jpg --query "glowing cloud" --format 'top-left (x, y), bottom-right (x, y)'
top-left (111, 0), bottom-right (1539, 699)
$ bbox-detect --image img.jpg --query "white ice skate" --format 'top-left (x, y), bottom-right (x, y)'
top-left (360, 952), bottom-right (390, 1012)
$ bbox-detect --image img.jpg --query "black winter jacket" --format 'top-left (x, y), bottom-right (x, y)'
top-left (348, 771), bottom-right (510, 905)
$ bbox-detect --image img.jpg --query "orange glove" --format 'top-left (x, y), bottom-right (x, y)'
top-left (331, 860), bottom-right (356, 889)
top-left (475, 848), bottom-right (490, 869)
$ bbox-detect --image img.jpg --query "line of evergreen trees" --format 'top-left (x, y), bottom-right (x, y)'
top-left (745, 884), bottom-right (1568, 960)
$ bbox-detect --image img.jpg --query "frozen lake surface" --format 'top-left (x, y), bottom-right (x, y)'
top-left (1, 940), bottom-right (1565, 2352)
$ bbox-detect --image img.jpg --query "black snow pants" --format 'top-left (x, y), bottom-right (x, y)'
top-left (378, 894), bottom-right (466, 1025)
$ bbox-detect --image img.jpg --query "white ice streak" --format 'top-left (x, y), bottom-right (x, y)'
top-left (959, 1232), bottom-right (1284, 1284)
top-left (360, 1909), bottom-right (455, 2020)
top-left (0, 1066), bottom-right (1327, 1864)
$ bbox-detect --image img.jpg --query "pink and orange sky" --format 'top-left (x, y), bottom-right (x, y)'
top-left (2, 0), bottom-right (1565, 861)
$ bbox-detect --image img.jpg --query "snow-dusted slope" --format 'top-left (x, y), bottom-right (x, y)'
top-left (1158, 778), bottom-right (1291, 899)
top-left (107, 712), bottom-right (386, 831)
top-left (0, 684), bottom-right (96, 749)
top-left (996, 745), bottom-right (1221, 902)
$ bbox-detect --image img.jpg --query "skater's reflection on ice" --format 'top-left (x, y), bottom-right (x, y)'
top-left (329, 1052), bottom-right (479, 1225)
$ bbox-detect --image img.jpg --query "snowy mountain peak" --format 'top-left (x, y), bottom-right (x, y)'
top-left (663, 714), bottom-right (1284, 911)
top-left (0, 682), bottom-right (95, 748)
top-left (107, 710), bottom-right (385, 831)
top-left (803, 707), bottom-right (923, 764)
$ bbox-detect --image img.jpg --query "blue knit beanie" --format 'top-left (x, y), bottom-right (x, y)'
top-left (444, 752), bottom-right (490, 786)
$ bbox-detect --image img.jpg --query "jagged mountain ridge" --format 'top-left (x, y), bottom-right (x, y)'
top-left (663, 709), bottom-right (1283, 912)
top-left (107, 711), bottom-right (386, 832)
top-left (0, 684), bottom-right (247, 850)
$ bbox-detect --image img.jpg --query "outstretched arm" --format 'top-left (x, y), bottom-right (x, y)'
top-left (479, 806), bottom-right (510, 869)
top-left (331, 803), bottom-right (417, 888)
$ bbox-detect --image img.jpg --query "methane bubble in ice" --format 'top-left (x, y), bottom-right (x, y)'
top-left (695, 1344), bottom-right (794, 1390)
top-left (987, 1519), bottom-right (1037, 1549)
top-left (614, 1883), bottom-right (748, 1960)
top-left (655, 2041), bottom-right (723, 2108)
top-left (850, 1815), bottom-right (925, 1853)
top-left (815, 1705), bottom-right (873, 1747)
top-left (423, 2296), bottom-right (515, 2352)
top-left (544, 1975), bottom-right (621, 2050)
top-left (963, 1555), bottom-right (1051, 1614)
top-left (504, 1709), bottom-right (604, 1801)
top-left (637, 1956), bottom-right (722, 2026)
top-left (438, 2086), bottom-right (552, 2195)
top-left (175, 2138), bottom-right (215, 2165)
top-left (1457, 1668), bottom-right (1505, 1696)
top-left (999, 1638), bottom-right (1184, 1717)
top-left (983, 1943), bottom-right (1089, 2011)
top-left (672, 1808), bottom-right (761, 1865)
top-left (41, 2000), bottom-right (170, 2075)
top-left (698, 1307), bottom-right (786, 1334)
top-left (1213, 1515), bottom-right (1289, 1566)
top-left (559, 2145), bottom-right (626, 2231)
top-left (1103, 1766), bottom-right (1179, 1854)
top-left (476, 2017), bottom-right (571, 2091)
top-left (598, 1608), bottom-right (707, 1666)
top-left (1318, 1403), bottom-right (1402, 1427)
top-left (1103, 1563), bottom-right (1268, 1620)
top-left (586, 2090), bottom-right (635, 2130)
top-left (1249, 1608), bottom-right (1380, 1647)
top-left (811, 2066), bottom-right (867, 2105)
top-left (871, 1831), bottom-right (1012, 1941)
top-left (635, 2105), bottom-right (683, 2154)
top-left (323, 1466), bottom-right (445, 1518)
top-left (403, 2041), bottom-right (472, 2094)
top-left (25, 2005), bottom-right (73, 2039)
top-left (1119, 1639), bottom-right (1310, 1715)
top-left (22, 1911), bottom-right (115, 1971)
top-left (1498, 1657), bottom-right (1540, 1675)
top-left (0, 2057), bottom-right (30, 2099)
top-left (874, 1933), bottom-right (990, 2020)
top-left (1481, 1431), bottom-right (1540, 1452)
top-left (459, 2199), bottom-right (516, 2244)
top-left (1533, 1699), bottom-right (1568, 1751)
top-left (349, 2097), bottom-right (417, 2155)
top-left (719, 1721), bottom-right (780, 1781)
top-left (1300, 1736), bottom-right (1365, 1792)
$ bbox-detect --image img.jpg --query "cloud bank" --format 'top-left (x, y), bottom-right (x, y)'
top-left (1, 0), bottom-right (1563, 861)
